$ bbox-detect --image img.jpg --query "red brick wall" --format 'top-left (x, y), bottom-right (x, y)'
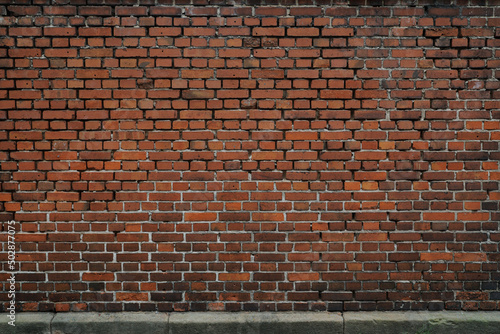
top-left (1, 0), bottom-right (499, 312)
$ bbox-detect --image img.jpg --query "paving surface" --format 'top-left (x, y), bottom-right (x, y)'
top-left (2, 311), bottom-right (499, 334)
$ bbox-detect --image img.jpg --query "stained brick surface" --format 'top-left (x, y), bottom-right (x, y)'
top-left (0, 0), bottom-right (500, 312)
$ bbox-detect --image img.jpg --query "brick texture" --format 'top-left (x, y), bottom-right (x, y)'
top-left (1, 0), bottom-right (500, 312)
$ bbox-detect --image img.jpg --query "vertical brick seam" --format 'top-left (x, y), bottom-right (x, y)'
top-left (0, 0), bottom-right (499, 312)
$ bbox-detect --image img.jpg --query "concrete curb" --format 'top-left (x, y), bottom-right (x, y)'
top-left (51, 312), bottom-right (169, 334)
top-left (11, 313), bottom-right (53, 334)
top-left (169, 312), bottom-right (342, 334)
top-left (344, 311), bottom-right (500, 334)
top-left (2, 311), bottom-right (499, 334)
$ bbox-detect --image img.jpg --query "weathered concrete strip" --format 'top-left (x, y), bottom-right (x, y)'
top-left (428, 311), bottom-right (500, 334)
top-left (344, 311), bottom-right (431, 334)
top-left (1, 312), bottom-right (53, 334)
top-left (169, 312), bottom-right (343, 334)
top-left (2, 311), bottom-right (500, 334)
top-left (344, 311), bottom-right (500, 334)
top-left (51, 312), bottom-right (168, 334)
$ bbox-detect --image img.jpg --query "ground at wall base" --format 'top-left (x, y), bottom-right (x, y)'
top-left (4, 311), bottom-right (500, 334)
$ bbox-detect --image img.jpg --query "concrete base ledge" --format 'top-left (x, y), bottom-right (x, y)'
top-left (3, 311), bottom-right (500, 334)
top-left (344, 311), bottom-right (500, 334)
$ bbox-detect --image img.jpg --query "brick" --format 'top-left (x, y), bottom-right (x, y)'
top-left (43, 27), bottom-right (76, 36)
top-left (150, 7), bottom-right (182, 16)
top-left (76, 69), bottom-right (109, 79)
top-left (252, 70), bottom-right (284, 79)
top-left (116, 6), bottom-right (147, 16)
top-left (44, 6), bottom-right (76, 16)
top-left (426, 49), bottom-right (458, 58)
top-left (9, 27), bottom-right (42, 36)
top-left (78, 27), bottom-right (112, 36)
top-left (253, 213), bottom-right (284, 221)
top-left (355, 152), bottom-right (387, 160)
top-left (287, 27), bottom-right (319, 36)
top-left (145, 69), bottom-right (178, 78)
top-left (182, 90), bottom-right (214, 99)
top-left (219, 273), bottom-right (250, 281)
top-left (114, 28), bottom-right (146, 36)
top-left (184, 49), bottom-right (216, 58)
top-left (287, 70), bottom-right (319, 78)
top-left (425, 28), bottom-right (459, 37)
top-left (79, 6), bottom-right (111, 16)
top-left (323, 27), bottom-right (355, 37)
top-left (82, 273), bottom-right (114, 281)
top-left (185, 7), bottom-right (217, 16)
top-left (252, 151), bottom-right (283, 160)
top-left (253, 27), bottom-right (285, 36)
top-left (217, 69), bottom-right (248, 78)
top-left (181, 69), bottom-right (214, 79)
